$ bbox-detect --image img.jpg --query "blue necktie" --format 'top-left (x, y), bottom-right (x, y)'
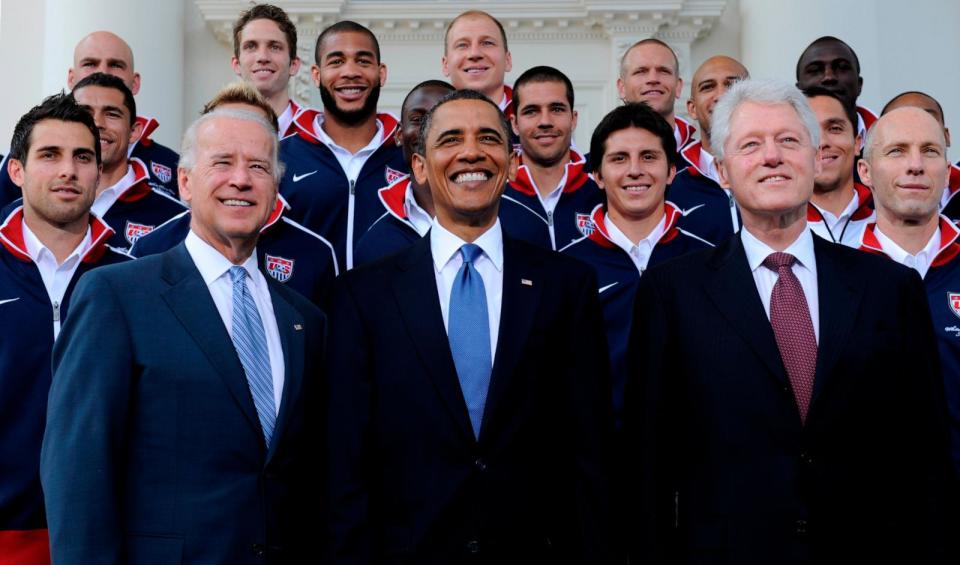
top-left (447, 243), bottom-right (492, 439)
top-left (229, 266), bottom-right (276, 446)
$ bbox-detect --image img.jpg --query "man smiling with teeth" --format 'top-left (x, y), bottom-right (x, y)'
top-left (443, 11), bottom-right (514, 117)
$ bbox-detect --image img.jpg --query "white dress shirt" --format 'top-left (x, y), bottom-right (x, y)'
top-left (314, 113), bottom-right (384, 182)
top-left (277, 100), bottom-right (297, 139)
top-left (91, 164), bottom-right (137, 218)
top-left (431, 218), bottom-right (504, 364)
top-left (185, 230), bottom-right (285, 413)
top-left (527, 167), bottom-right (568, 216)
top-left (874, 225), bottom-right (940, 279)
top-left (403, 182), bottom-right (434, 237)
top-left (22, 221), bottom-right (92, 339)
top-left (741, 227), bottom-right (821, 343)
top-left (809, 189), bottom-right (861, 241)
top-left (605, 212), bottom-right (667, 274)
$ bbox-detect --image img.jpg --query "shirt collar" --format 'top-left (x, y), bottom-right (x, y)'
top-left (604, 211), bottom-right (667, 254)
top-left (313, 113), bottom-right (384, 156)
top-left (873, 225), bottom-right (941, 267)
top-left (184, 230), bottom-right (259, 286)
top-left (741, 226), bottom-right (817, 277)
top-left (403, 181), bottom-right (430, 219)
top-left (430, 217), bottom-right (504, 273)
top-left (697, 144), bottom-right (720, 184)
top-left (21, 219), bottom-right (92, 267)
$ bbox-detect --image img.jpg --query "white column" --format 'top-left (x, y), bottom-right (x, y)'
top-left (40, 0), bottom-right (186, 149)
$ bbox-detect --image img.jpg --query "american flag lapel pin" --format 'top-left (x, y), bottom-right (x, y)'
top-left (521, 278), bottom-right (533, 287)
top-left (294, 323), bottom-right (303, 331)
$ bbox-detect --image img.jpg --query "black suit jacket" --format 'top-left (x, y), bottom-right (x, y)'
top-left (324, 233), bottom-right (618, 564)
top-left (40, 243), bottom-right (325, 564)
top-left (625, 232), bottom-right (950, 565)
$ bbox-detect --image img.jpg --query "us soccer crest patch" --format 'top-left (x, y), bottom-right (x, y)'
top-left (125, 221), bottom-right (154, 244)
top-left (576, 213), bottom-right (596, 237)
top-left (384, 166), bottom-right (404, 185)
top-left (150, 161), bottom-right (173, 183)
top-left (265, 255), bottom-right (294, 283)
top-left (949, 292), bottom-right (960, 320)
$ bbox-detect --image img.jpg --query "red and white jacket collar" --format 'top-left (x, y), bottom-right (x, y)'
top-left (108, 158), bottom-right (154, 203)
top-left (584, 201), bottom-right (683, 250)
top-left (291, 108), bottom-right (399, 150)
top-left (856, 105), bottom-right (878, 134)
top-left (941, 162), bottom-right (960, 208)
top-left (807, 182), bottom-right (874, 222)
top-left (510, 148), bottom-right (590, 197)
top-left (0, 205), bottom-right (115, 264)
top-left (675, 116), bottom-right (697, 150)
top-left (499, 85), bottom-right (515, 120)
top-left (261, 194), bottom-right (288, 233)
top-left (131, 115), bottom-right (160, 153)
top-left (279, 99), bottom-right (303, 138)
top-left (859, 215), bottom-right (960, 269)
top-left (377, 174), bottom-right (414, 221)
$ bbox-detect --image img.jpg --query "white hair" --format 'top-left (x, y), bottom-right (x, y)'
top-left (178, 108), bottom-right (284, 182)
top-left (710, 78), bottom-right (820, 160)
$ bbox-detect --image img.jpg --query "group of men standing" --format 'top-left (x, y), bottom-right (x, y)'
top-left (1, 3), bottom-right (958, 565)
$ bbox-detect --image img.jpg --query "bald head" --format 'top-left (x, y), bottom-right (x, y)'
top-left (68, 31), bottom-right (140, 95)
top-left (863, 107), bottom-right (946, 163)
top-left (882, 91), bottom-right (950, 148)
top-left (686, 56), bottom-right (749, 149)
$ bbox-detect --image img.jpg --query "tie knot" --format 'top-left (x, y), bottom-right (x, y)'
top-left (460, 243), bottom-right (483, 264)
top-left (763, 252), bottom-right (797, 271)
top-left (229, 265), bottom-right (247, 283)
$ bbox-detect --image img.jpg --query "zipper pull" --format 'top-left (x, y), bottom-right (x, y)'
top-left (53, 300), bottom-right (61, 323)
top-left (349, 179), bottom-right (356, 195)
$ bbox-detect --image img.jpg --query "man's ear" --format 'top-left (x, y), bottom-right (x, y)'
top-left (507, 150), bottom-right (519, 183)
top-left (857, 158), bottom-right (872, 188)
top-left (411, 153), bottom-right (428, 186)
top-left (177, 167), bottom-right (193, 205)
top-left (717, 158), bottom-right (731, 189)
top-left (129, 118), bottom-right (144, 146)
top-left (7, 158), bottom-right (25, 188)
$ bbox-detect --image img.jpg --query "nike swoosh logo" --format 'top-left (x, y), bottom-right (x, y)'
top-left (293, 170), bottom-right (318, 182)
top-left (598, 282), bottom-right (618, 294)
top-left (682, 203), bottom-right (706, 216)
top-left (0, 297), bottom-right (21, 306)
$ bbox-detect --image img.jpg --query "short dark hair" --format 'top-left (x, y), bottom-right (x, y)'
top-left (315, 20), bottom-right (381, 65)
top-left (10, 92), bottom-right (101, 166)
top-left (621, 38), bottom-right (680, 76)
top-left (511, 65), bottom-right (575, 117)
top-left (233, 3), bottom-right (298, 59)
top-left (416, 89), bottom-right (511, 156)
top-left (444, 10), bottom-right (509, 53)
top-left (882, 90), bottom-right (946, 124)
top-left (796, 35), bottom-right (861, 79)
top-left (589, 102), bottom-right (676, 173)
top-left (71, 72), bottom-right (137, 127)
top-left (802, 86), bottom-right (858, 136)
top-left (401, 80), bottom-right (455, 116)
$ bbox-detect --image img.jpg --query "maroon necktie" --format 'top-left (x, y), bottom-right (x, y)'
top-left (763, 252), bottom-right (817, 424)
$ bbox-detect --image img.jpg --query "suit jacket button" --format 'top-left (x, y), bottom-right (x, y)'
top-left (467, 540), bottom-right (480, 554)
top-left (474, 458), bottom-right (487, 471)
top-left (795, 519), bottom-right (808, 536)
top-left (251, 543), bottom-right (266, 557)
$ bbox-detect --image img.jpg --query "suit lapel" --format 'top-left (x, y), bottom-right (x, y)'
top-left (704, 236), bottom-right (789, 385)
top-left (480, 238), bottom-right (541, 441)
top-left (265, 281), bottom-right (305, 462)
top-left (393, 237), bottom-right (476, 443)
top-left (809, 237), bottom-right (862, 406)
top-left (160, 244), bottom-right (263, 439)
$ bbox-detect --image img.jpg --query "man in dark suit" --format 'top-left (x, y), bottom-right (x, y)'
top-left (324, 89), bottom-right (618, 564)
top-left (40, 107), bottom-right (325, 564)
top-left (625, 79), bottom-right (950, 565)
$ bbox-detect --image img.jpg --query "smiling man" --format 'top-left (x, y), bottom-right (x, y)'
top-left (71, 73), bottom-right (186, 251)
top-left (443, 11), bottom-right (513, 117)
top-left (231, 4), bottom-right (303, 137)
top-left (625, 79), bottom-right (949, 564)
top-left (41, 107), bottom-right (326, 564)
top-left (0, 93), bottom-right (130, 565)
top-left (278, 21), bottom-right (404, 270)
top-left (325, 89), bottom-right (618, 564)
top-left (668, 55), bottom-right (749, 245)
top-left (803, 87), bottom-right (873, 246)
top-left (499, 66), bottom-right (603, 250)
top-left (856, 107), bottom-right (960, 480)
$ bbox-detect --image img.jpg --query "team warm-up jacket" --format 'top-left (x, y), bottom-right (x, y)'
top-left (806, 182), bottom-right (875, 247)
top-left (97, 158), bottom-right (187, 251)
top-left (499, 149), bottom-right (603, 251)
top-left (0, 204), bottom-right (130, 563)
top-left (278, 109), bottom-right (406, 271)
top-left (130, 196), bottom-right (338, 306)
top-left (354, 175), bottom-right (426, 267)
top-left (859, 216), bottom-right (960, 478)
top-left (561, 202), bottom-right (712, 426)
top-left (666, 140), bottom-right (741, 245)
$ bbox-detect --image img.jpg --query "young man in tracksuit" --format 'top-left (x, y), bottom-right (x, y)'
top-left (856, 107), bottom-right (959, 478)
top-left (0, 93), bottom-right (131, 564)
top-left (354, 80), bottom-right (454, 267)
top-left (499, 66), bottom-right (603, 251)
top-left (278, 21), bottom-right (405, 271)
top-left (71, 73), bottom-right (186, 251)
top-left (667, 56), bottom-right (749, 246)
top-left (562, 103), bottom-right (712, 427)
